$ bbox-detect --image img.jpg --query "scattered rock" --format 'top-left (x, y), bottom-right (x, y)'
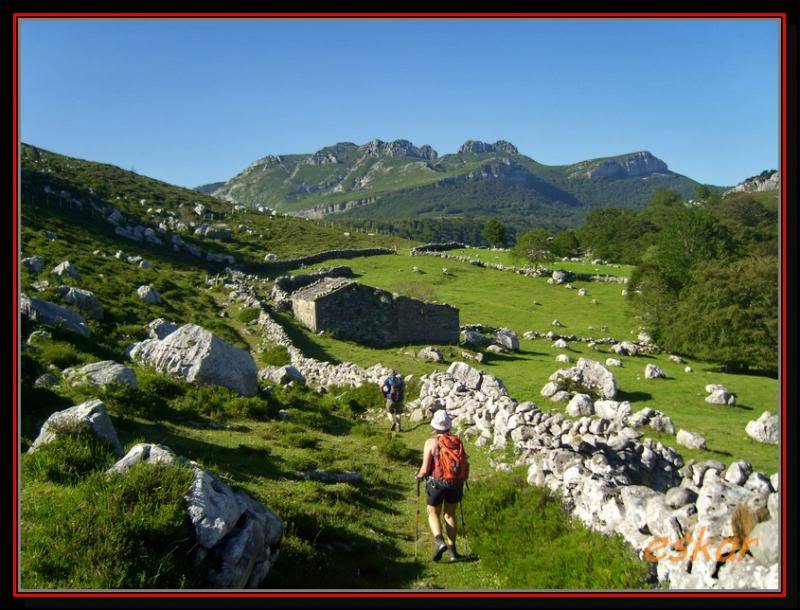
top-left (676, 429), bottom-right (706, 450)
top-left (605, 358), bottom-right (622, 367)
top-left (56, 285), bottom-right (104, 320)
top-left (745, 412), bottom-right (779, 445)
top-left (146, 318), bottom-right (178, 339)
top-left (644, 364), bottom-right (667, 379)
top-left (51, 260), bottom-right (80, 280)
top-left (28, 399), bottom-right (123, 455)
top-left (417, 346), bottom-right (444, 362)
top-left (137, 285), bottom-right (162, 304)
top-left (705, 388), bottom-right (736, 405)
top-left (566, 393), bottom-right (594, 417)
top-left (63, 360), bottom-right (138, 388)
top-left (130, 324), bottom-right (259, 396)
top-left (20, 293), bottom-right (91, 337)
top-left (22, 255), bottom-right (45, 273)
top-left (262, 365), bottom-right (306, 386)
top-left (495, 328), bottom-right (519, 351)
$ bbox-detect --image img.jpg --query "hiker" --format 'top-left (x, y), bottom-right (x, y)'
top-left (381, 369), bottom-right (405, 432)
top-left (416, 410), bottom-right (469, 562)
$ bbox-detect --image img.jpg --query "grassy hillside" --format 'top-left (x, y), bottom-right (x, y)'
top-left (20, 146), bottom-right (659, 590)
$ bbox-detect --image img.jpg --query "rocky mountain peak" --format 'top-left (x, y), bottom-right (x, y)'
top-left (358, 139), bottom-right (438, 160)
top-left (585, 151), bottom-right (669, 180)
top-left (725, 169), bottom-right (779, 196)
top-left (458, 140), bottom-right (519, 155)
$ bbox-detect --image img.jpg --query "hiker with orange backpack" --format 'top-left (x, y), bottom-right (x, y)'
top-left (415, 410), bottom-right (469, 562)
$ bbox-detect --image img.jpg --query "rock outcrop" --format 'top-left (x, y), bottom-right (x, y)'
top-left (63, 360), bottom-right (138, 388)
top-left (745, 412), bottom-right (779, 445)
top-left (21, 293), bottom-right (91, 337)
top-left (130, 324), bottom-right (259, 396)
top-left (28, 399), bottom-right (123, 456)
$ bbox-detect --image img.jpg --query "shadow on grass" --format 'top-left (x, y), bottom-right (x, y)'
top-left (267, 522), bottom-right (425, 588)
top-left (112, 419), bottom-right (290, 482)
top-left (274, 313), bottom-right (340, 363)
top-left (617, 389), bottom-right (653, 403)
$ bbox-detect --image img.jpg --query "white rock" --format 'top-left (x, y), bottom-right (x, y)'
top-left (644, 364), bottom-right (667, 379)
top-left (745, 412), bottom-right (779, 445)
top-left (28, 399), bottom-right (123, 455)
top-left (676, 429), bottom-right (706, 450)
top-left (137, 285), bottom-right (161, 304)
top-left (131, 324), bottom-right (259, 396)
top-left (63, 360), bottom-right (138, 388)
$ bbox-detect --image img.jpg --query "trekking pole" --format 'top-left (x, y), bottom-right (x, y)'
top-left (415, 478), bottom-right (421, 559)
top-left (461, 482), bottom-right (470, 555)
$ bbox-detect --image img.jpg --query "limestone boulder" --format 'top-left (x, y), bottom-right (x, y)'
top-left (63, 360), bottom-right (138, 388)
top-left (28, 399), bottom-right (123, 455)
top-left (447, 361), bottom-right (483, 390)
top-left (22, 255), bottom-right (45, 273)
top-left (644, 364), bottom-right (667, 379)
top-left (146, 318), bottom-right (178, 339)
top-left (56, 285), bottom-right (104, 320)
top-left (705, 389), bottom-right (736, 405)
top-left (130, 324), bottom-right (259, 396)
top-left (676, 429), bottom-right (706, 450)
top-left (745, 412), bottom-right (779, 445)
top-left (566, 393), bottom-right (594, 417)
top-left (20, 294), bottom-right (91, 337)
top-left (51, 260), bottom-right (80, 280)
top-left (417, 346), bottom-right (444, 362)
top-left (495, 328), bottom-right (519, 351)
top-left (137, 285), bottom-right (162, 305)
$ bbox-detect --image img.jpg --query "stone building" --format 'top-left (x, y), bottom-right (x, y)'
top-left (290, 278), bottom-right (459, 347)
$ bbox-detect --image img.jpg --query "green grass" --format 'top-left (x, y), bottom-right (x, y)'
top-left (21, 460), bottom-right (198, 589)
top-left (466, 472), bottom-right (654, 589)
top-left (286, 253), bottom-right (778, 474)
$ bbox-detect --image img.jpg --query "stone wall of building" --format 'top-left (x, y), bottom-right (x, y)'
top-left (294, 282), bottom-right (459, 347)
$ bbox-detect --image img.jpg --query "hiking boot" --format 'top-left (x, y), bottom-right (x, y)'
top-left (447, 545), bottom-right (459, 562)
top-left (432, 542), bottom-right (448, 562)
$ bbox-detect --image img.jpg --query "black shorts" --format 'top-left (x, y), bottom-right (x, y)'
top-left (426, 478), bottom-right (464, 507)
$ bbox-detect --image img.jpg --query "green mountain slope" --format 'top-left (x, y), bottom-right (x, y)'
top-left (200, 139), bottom-right (717, 230)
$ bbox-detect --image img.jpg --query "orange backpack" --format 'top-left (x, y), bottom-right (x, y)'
top-left (432, 433), bottom-right (468, 485)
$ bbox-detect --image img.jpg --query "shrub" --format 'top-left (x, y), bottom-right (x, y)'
top-left (350, 422), bottom-right (378, 438)
top-left (21, 463), bottom-right (199, 589)
top-left (465, 472), bottom-right (653, 589)
top-left (378, 436), bottom-right (417, 464)
top-left (260, 344), bottom-right (292, 367)
top-left (22, 423), bottom-right (119, 484)
top-left (236, 307), bottom-right (261, 324)
top-left (37, 341), bottom-right (85, 369)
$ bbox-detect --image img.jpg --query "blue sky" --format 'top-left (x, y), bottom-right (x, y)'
top-left (20, 18), bottom-right (779, 187)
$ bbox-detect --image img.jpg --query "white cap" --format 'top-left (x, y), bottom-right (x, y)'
top-left (431, 410), bottom-right (452, 432)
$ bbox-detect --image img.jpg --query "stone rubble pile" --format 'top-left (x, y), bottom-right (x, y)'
top-left (405, 360), bottom-right (779, 590)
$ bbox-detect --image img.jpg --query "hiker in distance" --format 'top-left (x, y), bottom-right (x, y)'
top-left (381, 369), bottom-right (405, 432)
top-left (416, 410), bottom-right (469, 562)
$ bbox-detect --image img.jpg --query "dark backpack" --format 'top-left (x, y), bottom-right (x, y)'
top-left (384, 376), bottom-right (404, 401)
top-left (432, 433), bottom-right (468, 486)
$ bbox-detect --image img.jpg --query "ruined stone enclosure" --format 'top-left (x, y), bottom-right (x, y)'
top-left (290, 277), bottom-right (460, 347)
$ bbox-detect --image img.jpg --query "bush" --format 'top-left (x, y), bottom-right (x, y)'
top-left (21, 463), bottom-right (199, 589)
top-left (378, 436), bottom-right (417, 464)
top-left (22, 423), bottom-right (120, 484)
top-left (236, 307), bottom-right (261, 324)
top-left (465, 472), bottom-right (653, 589)
top-left (260, 344), bottom-right (292, 367)
top-left (36, 341), bottom-right (86, 369)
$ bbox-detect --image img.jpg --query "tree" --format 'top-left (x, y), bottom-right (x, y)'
top-left (550, 230), bottom-right (580, 258)
top-left (660, 257), bottom-right (778, 372)
top-left (653, 206), bottom-right (735, 289)
top-left (482, 218), bottom-right (507, 247)
top-left (512, 228), bottom-right (552, 263)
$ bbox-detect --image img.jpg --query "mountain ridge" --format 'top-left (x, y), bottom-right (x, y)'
top-left (198, 138), bottom-right (720, 230)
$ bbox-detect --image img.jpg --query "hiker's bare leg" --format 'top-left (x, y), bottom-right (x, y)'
top-left (443, 502), bottom-right (458, 546)
top-left (427, 504), bottom-right (443, 538)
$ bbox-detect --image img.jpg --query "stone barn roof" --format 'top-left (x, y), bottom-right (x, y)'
top-left (290, 277), bottom-right (355, 302)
